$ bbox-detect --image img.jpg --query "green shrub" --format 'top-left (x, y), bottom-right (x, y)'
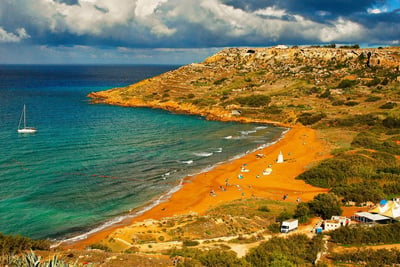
top-left (365, 95), bottom-right (382, 102)
top-left (257, 206), bottom-right (270, 212)
top-left (213, 78), bottom-right (228, 85)
top-left (380, 102), bottom-right (397, 109)
top-left (297, 112), bottom-right (326, 125)
top-left (182, 240), bottom-right (200, 247)
top-left (366, 77), bottom-right (381, 87)
top-left (337, 79), bottom-right (357, 89)
top-left (344, 101), bottom-right (359, 106)
top-left (88, 243), bottom-right (111, 252)
top-left (318, 89), bottom-right (331, 98)
top-left (267, 223), bottom-right (281, 233)
top-left (234, 95), bottom-right (271, 107)
top-left (383, 116), bottom-right (400, 128)
top-left (331, 181), bottom-right (385, 204)
top-left (297, 152), bottom-right (398, 188)
top-left (329, 223), bottom-right (400, 245)
top-left (331, 114), bottom-right (380, 127)
top-left (0, 233), bottom-right (50, 254)
top-left (331, 100), bottom-right (345, 106)
top-left (263, 105), bottom-right (282, 114)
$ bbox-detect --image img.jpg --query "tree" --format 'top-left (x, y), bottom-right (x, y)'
top-left (294, 202), bottom-right (310, 223)
top-left (308, 193), bottom-right (342, 219)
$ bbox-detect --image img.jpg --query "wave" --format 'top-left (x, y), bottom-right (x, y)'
top-left (224, 135), bottom-right (233, 139)
top-left (161, 169), bottom-right (177, 179)
top-left (239, 130), bottom-right (257, 135)
top-left (214, 148), bottom-right (222, 153)
top-left (193, 152), bottom-right (213, 157)
top-left (181, 160), bottom-right (193, 164)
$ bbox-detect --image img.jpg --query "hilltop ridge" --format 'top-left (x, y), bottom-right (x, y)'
top-left (89, 46), bottom-right (400, 126)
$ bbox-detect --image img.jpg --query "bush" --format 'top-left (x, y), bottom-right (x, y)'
top-left (331, 100), bottom-right (345, 106)
top-left (246, 234), bottom-right (324, 266)
top-left (234, 95), bottom-right (271, 107)
top-left (263, 105), bottom-right (282, 114)
top-left (89, 243), bottom-right (111, 252)
top-left (337, 79), bottom-right (357, 89)
top-left (365, 95), bottom-right (382, 102)
top-left (331, 181), bottom-right (386, 204)
top-left (329, 223), bottom-right (400, 245)
top-left (366, 77), bottom-right (381, 87)
top-left (318, 89), bottom-right (331, 98)
top-left (380, 102), bottom-right (397, 109)
top-left (213, 78), bottom-right (228, 85)
top-left (307, 193), bottom-right (342, 219)
top-left (344, 101), bottom-right (359, 106)
top-left (0, 233), bottom-right (50, 254)
top-left (182, 240), bottom-right (200, 247)
top-left (297, 112), bottom-right (326, 125)
top-left (257, 206), bottom-right (270, 212)
top-left (383, 116), bottom-right (400, 128)
top-left (331, 114), bottom-right (381, 127)
top-left (267, 223), bottom-right (281, 233)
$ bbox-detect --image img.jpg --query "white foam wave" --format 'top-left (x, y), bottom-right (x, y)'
top-left (224, 135), bottom-right (233, 139)
top-left (215, 148), bottom-right (222, 153)
top-left (182, 160), bottom-right (193, 164)
top-left (193, 152), bottom-right (213, 157)
top-left (240, 130), bottom-right (256, 135)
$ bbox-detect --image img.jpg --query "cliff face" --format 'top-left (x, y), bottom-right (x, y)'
top-left (89, 46), bottom-right (400, 126)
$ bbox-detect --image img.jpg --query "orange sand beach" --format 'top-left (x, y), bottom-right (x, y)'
top-left (63, 125), bottom-right (330, 249)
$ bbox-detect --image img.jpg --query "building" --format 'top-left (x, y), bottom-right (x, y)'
top-left (322, 216), bottom-right (351, 231)
top-left (352, 212), bottom-right (392, 224)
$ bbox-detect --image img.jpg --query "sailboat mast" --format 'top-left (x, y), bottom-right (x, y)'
top-left (23, 104), bottom-right (26, 128)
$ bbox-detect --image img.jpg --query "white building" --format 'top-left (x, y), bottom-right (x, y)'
top-left (322, 216), bottom-right (351, 231)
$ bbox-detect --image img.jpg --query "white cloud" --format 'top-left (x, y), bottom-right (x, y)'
top-left (367, 8), bottom-right (385, 14)
top-left (254, 6), bottom-right (287, 18)
top-left (319, 17), bottom-right (365, 42)
top-left (0, 27), bottom-right (30, 43)
top-left (135, 0), bottom-right (168, 17)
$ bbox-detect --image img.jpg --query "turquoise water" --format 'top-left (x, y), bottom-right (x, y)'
top-left (0, 65), bottom-right (285, 240)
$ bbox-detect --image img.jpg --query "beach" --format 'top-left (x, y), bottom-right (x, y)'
top-left (63, 124), bottom-right (330, 249)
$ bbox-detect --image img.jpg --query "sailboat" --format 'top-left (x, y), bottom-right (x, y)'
top-left (18, 105), bottom-right (37, 133)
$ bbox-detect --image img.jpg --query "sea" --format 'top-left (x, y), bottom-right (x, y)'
top-left (0, 65), bottom-right (286, 241)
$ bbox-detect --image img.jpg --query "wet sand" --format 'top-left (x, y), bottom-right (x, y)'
top-left (64, 125), bottom-right (330, 249)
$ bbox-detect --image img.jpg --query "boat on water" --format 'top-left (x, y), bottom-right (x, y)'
top-left (18, 105), bottom-right (37, 133)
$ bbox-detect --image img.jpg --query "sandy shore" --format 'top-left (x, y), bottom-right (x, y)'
top-left (63, 124), bottom-right (330, 249)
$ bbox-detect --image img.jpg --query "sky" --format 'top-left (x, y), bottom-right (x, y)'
top-left (0, 0), bottom-right (399, 64)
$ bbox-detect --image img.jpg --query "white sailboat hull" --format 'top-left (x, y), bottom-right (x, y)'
top-left (18, 128), bottom-right (37, 133)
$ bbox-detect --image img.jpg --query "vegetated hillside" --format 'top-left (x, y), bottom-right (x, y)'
top-left (89, 46), bottom-right (400, 126)
top-left (90, 46), bottom-right (400, 204)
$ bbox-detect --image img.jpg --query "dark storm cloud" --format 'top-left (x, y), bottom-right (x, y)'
top-left (0, 0), bottom-right (399, 63)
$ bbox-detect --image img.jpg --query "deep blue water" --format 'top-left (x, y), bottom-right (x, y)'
top-left (0, 65), bottom-right (285, 240)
